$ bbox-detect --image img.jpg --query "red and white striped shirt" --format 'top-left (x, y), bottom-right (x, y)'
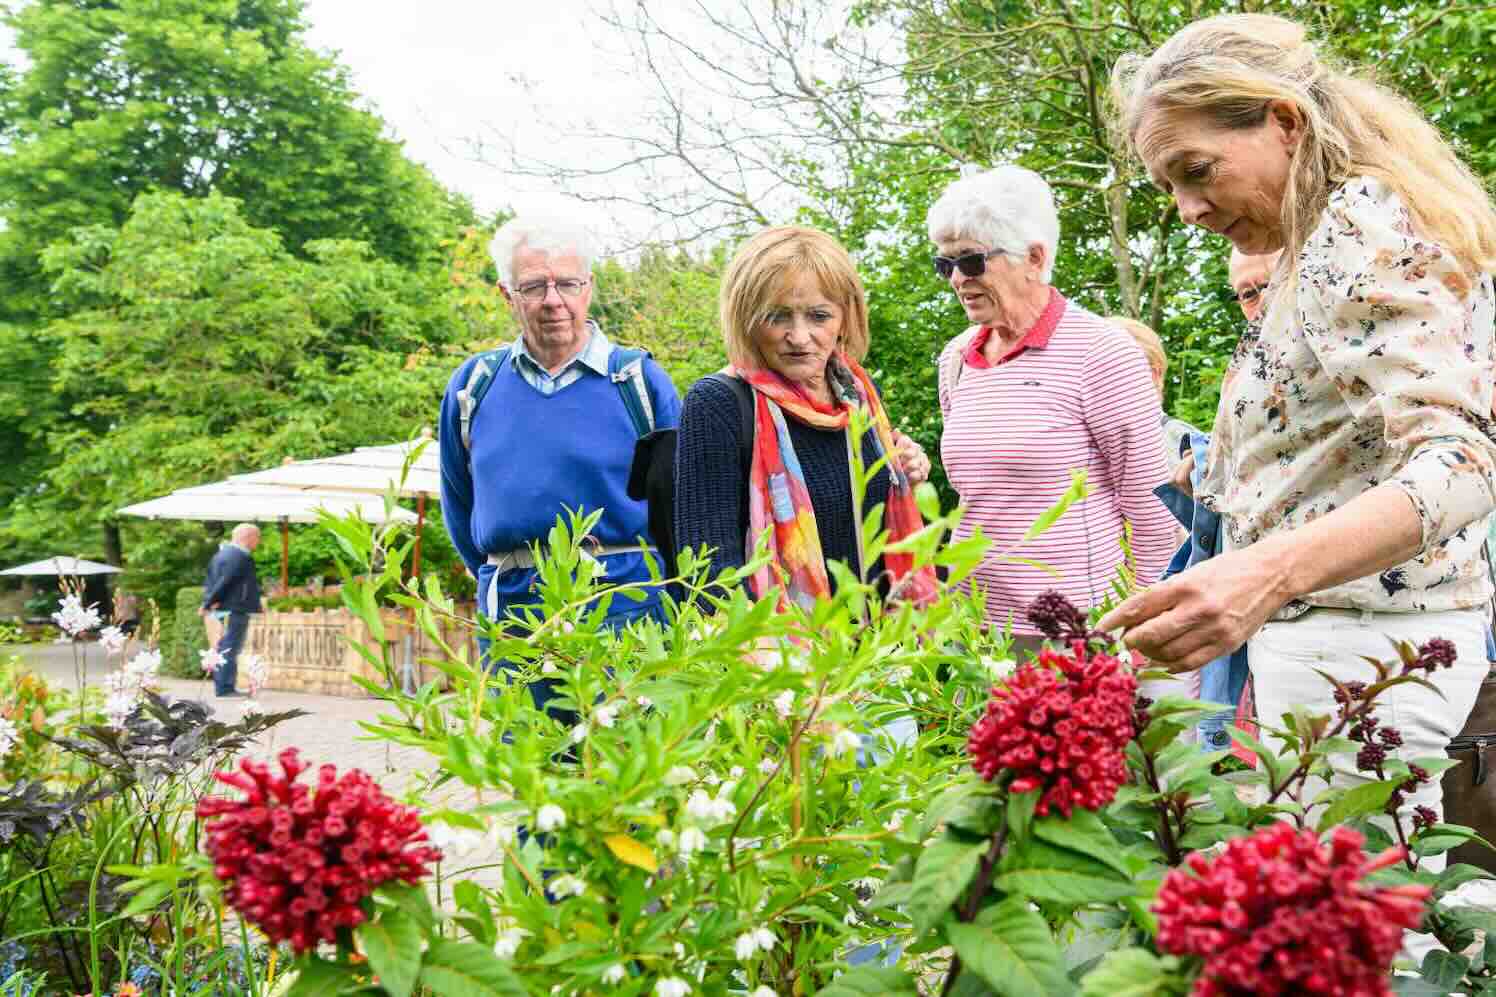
top-left (938, 291), bottom-right (1174, 636)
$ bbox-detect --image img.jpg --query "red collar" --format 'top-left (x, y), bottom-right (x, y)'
top-left (962, 288), bottom-right (1066, 369)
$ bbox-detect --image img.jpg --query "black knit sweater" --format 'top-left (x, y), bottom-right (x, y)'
top-left (673, 375), bottom-right (891, 588)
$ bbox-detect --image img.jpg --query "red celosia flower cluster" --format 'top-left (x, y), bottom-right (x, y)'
top-left (966, 641), bottom-right (1137, 817)
top-left (196, 748), bottom-right (440, 953)
top-left (1154, 824), bottom-right (1431, 996)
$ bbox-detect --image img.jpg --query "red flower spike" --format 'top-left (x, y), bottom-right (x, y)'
top-left (196, 748), bottom-right (440, 954)
top-left (1154, 823), bottom-right (1431, 996)
top-left (966, 641), bottom-right (1137, 817)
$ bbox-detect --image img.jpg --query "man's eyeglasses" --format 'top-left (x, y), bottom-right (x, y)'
top-left (1230, 282), bottom-right (1268, 305)
top-left (513, 278), bottom-right (591, 302)
top-left (932, 249), bottom-right (1009, 281)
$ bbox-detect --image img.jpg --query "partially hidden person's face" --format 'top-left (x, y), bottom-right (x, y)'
top-left (1137, 103), bottom-right (1300, 256)
top-left (934, 237), bottom-right (1034, 328)
top-left (1228, 249), bottom-right (1282, 322)
top-left (751, 270), bottom-right (844, 390)
top-left (504, 246), bottom-right (594, 357)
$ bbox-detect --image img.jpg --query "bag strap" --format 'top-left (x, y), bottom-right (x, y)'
top-left (609, 346), bottom-right (656, 438)
top-left (939, 326), bottom-right (981, 415)
top-left (456, 347), bottom-right (511, 453)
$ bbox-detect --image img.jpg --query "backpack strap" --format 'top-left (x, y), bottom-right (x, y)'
top-left (609, 346), bottom-right (656, 438)
top-left (938, 326), bottom-right (982, 415)
top-left (456, 347), bottom-right (511, 453)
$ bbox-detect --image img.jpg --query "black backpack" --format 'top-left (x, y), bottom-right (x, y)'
top-left (627, 373), bottom-right (753, 581)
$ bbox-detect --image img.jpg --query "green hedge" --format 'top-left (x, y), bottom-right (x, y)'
top-left (161, 585), bottom-right (207, 679)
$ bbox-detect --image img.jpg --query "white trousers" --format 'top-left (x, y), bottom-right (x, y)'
top-left (1250, 606), bottom-right (1496, 959)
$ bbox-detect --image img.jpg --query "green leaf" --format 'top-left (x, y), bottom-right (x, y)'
top-left (285, 959), bottom-right (361, 997)
top-left (357, 910), bottom-right (422, 997)
top-left (915, 481), bottom-right (942, 521)
top-left (120, 879), bottom-right (173, 918)
top-left (377, 881), bottom-right (437, 930)
top-left (815, 967), bottom-right (919, 996)
top-left (418, 940), bottom-right (527, 997)
top-left (908, 835), bottom-right (989, 938)
top-left (1008, 788), bottom-right (1038, 842)
top-left (1079, 949), bottom-right (1187, 997)
top-left (1420, 949), bottom-right (1469, 990)
top-left (996, 838), bottom-right (1135, 905)
top-left (948, 899), bottom-right (1073, 997)
top-left (1315, 780), bottom-right (1400, 832)
top-left (1032, 809), bottom-right (1128, 876)
top-left (1023, 469), bottom-right (1088, 541)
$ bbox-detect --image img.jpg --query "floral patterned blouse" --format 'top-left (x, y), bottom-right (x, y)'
top-left (1201, 176), bottom-right (1496, 616)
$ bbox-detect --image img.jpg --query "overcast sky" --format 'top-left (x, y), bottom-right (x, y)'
top-left (302, 0), bottom-right (652, 223)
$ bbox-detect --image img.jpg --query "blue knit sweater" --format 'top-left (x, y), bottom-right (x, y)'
top-left (439, 346), bottom-right (681, 611)
top-left (673, 375), bottom-right (890, 588)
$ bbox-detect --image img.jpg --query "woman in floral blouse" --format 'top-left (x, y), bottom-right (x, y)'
top-left (1104, 14), bottom-right (1496, 840)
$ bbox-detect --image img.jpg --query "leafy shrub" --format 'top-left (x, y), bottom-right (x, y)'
top-left (266, 592), bottom-right (343, 612)
top-left (160, 586), bottom-right (207, 679)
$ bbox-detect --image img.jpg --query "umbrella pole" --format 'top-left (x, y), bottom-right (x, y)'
top-left (413, 492), bottom-right (426, 582)
top-left (279, 517), bottom-right (290, 596)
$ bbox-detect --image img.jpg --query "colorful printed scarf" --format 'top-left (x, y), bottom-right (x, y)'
top-left (727, 352), bottom-right (939, 611)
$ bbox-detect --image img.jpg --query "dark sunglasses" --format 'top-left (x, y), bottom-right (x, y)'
top-left (932, 249), bottom-right (1007, 280)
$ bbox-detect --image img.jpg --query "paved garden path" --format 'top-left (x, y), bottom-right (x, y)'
top-left (14, 642), bottom-right (463, 800)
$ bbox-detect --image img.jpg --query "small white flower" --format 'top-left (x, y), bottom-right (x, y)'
top-left (656, 828), bottom-right (676, 849)
top-left (772, 690), bottom-right (795, 719)
top-left (656, 977), bottom-right (690, 997)
top-left (571, 722), bottom-right (589, 743)
top-left (728, 765), bottom-right (745, 779)
top-left (829, 728), bottom-right (861, 759)
top-left (492, 819), bottom-right (517, 847)
top-left (426, 821), bottom-right (485, 858)
top-left (549, 873), bottom-right (587, 898)
top-left (1117, 648), bottom-right (1135, 666)
top-left (889, 666), bottom-right (912, 685)
top-left (562, 620), bottom-right (576, 634)
top-left (0, 717), bottom-right (18, 756)
top-left (843, 908), bottom-right (861, 926)
top-left (750, 989), bottom-right (777, 997)
top-left (541, 660), bottom-right (558, 675)
top-left (636, 695), bottom-right (653, 708)
top-left (673, 942), bottom-right (687, 959)
top-left (664, 765), bottom-right (697, 786)
top-left (602, 964), bottom-right (627, 985)
top-left (735, 932), bottom-right (759, 961)
top-left (535, 804), bottom-right (566, 832)
top-left (52, 594), bottom-right (102, 638)
top-left (595, 703), bottom-right (618, 728)
top-left (784, 649), bottom-right (810, 673)
top-left (241, 699), bottom-right (264, 718)
top-left (753, 927), bottom-right (776, 952)
top-left (981, 656), bottom-right (1015, 680)
top-left (757, 757), bottom-right (778, 775)
top-left (704, 771), bottom-right (722, 786)
top-left (243, 653), bottom-right (270, 695)
top-left (685, 788), bottom-right (738, 825)
top-left (677, 826), bottom-right (707, 858)
top-left (883, 810), bottom-right (907, 833)
top-left (98, 625), bottom-right (126, 655)
top-left (494, 922), bottom-right (530, 959)
top-left (200, 648), bottom-right (225, 675)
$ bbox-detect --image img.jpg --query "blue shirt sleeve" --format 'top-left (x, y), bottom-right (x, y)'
top-left (439, 358), bottom-right (486, 579)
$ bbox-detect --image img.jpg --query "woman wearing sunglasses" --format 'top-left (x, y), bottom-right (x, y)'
top-left (931, 165), bottom-right (1178, 655)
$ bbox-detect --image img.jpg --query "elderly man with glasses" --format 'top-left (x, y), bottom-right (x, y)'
top-left (438, 212), bottom-right (681, 723)
top-left (930, 165), bottom-right (1176, 654)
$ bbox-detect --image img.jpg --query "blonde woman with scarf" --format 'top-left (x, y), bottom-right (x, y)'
top-left (673, 225), bottom-right (937, 610)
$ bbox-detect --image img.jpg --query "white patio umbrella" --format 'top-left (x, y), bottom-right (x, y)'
top-left (0, 557), bottom-right (123, 576)
top-left (118, 482), bottom-right (416, 592)
top-left (231, 434), bottom-right (442, 576)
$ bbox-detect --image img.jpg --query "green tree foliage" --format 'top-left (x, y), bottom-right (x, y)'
top-left (7, 191), bottom-right (480, 609)
top-left (0, 0), bottom-right (471, 558)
